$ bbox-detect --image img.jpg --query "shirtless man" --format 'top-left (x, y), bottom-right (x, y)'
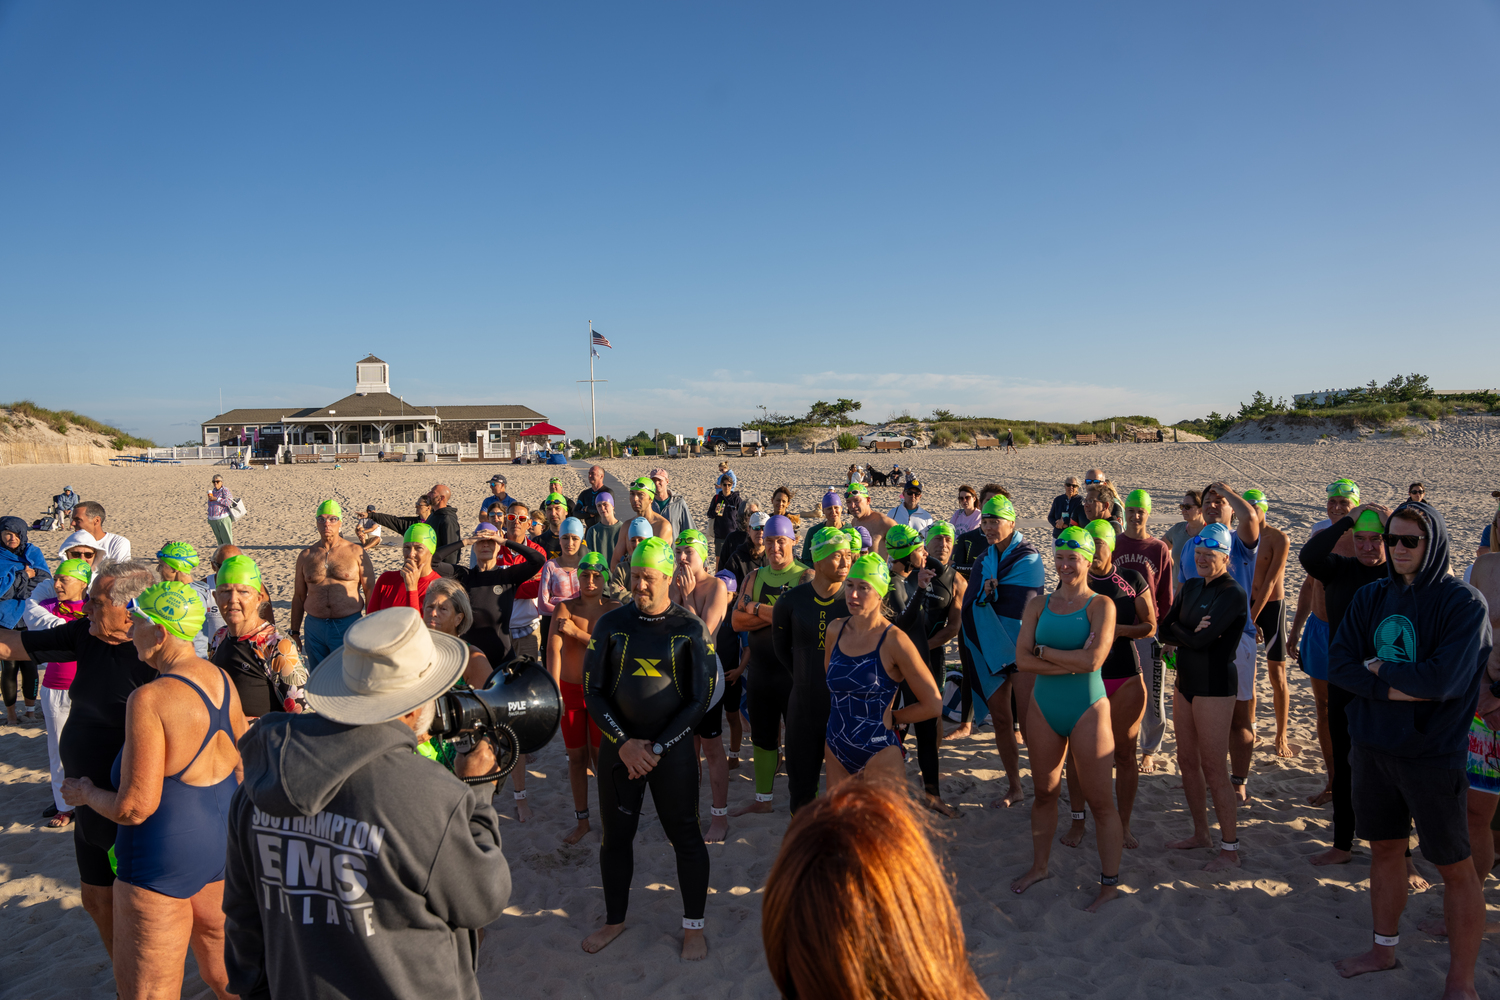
top-left (547, 551), bottom-right (620, 845)
top-left (290, 500), bottom-right (371, 667)
top-left (1244, 489), bottom-right (1296, 758)
top-left (669, 530), bottom-right (732, 842)
top-left (610, 477), bottom-right (673, 569)
top-left (845, 483), bottom-right (895, 558)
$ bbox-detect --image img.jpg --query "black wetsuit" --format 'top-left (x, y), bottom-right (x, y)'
top-left (890, 562), bottom-right (958, 796)
top-left (442, 542), bottom-right (548, 666)
top-left (953, 529), bottom-right (988, 724)
top-left (1162, 574), bottom-right (1247, 700)
top-left (773, 582), bottom-right (849, 812)
top-left (583, 601), bottom-right (714, 926)
top-left (744, 564), bottom-right (806, 758)
top-left (1089, 567), bottom-right (1149, 682)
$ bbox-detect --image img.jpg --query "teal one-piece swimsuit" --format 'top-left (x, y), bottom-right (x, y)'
top-left (1031, 594), bottom-right (1104, 736)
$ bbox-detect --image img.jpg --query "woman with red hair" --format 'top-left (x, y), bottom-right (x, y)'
top-left (762, 781), bottom-right (985, 1000)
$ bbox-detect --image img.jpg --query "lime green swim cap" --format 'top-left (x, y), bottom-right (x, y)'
top-left (1125, 489), bottom-right (1152, 511)
top-left (927, 522), bottom-right (956, 541)
top-left (629, 477), bottom-right (654, 494)
top-left (631, 536), bottom-right (675, 575)
top-left (1352, 509), bottom-right (1386, 534)
top-left (216, 555), bottom-right (262, 590)
top-left (886, 524), bottom-right (922, 560)
top-left (841, 526), bottom-right (863, 554)
top-left (1083, 519), bottom-right (1115, 551)
top-left (579, 551), bottom-right (608, 573)
top-left (1242, 489), bottom-right (1269, 512)
top-left (404, 523), bottom-right (438, 554)
top-left (55, 558), bottom-right (92, 586)
top-left (1327, 480), bottom-right (1359, 501)
top-left (982, 496), bottom-right (1016, 521)
top-left (845, 483), bottom-right (869, 497)
top-left (155, 541), bottom-right (200, 574)
top-left (543, 492), bottom-right (567, 508)
top-left (811, 526), bottom-right (852, 564)
top-left (847, 553), bottom-right (891, 597)
top-left (128, 581), bottom-right (206, 642)
top-left (675, 529), bottom-right (709, 558)
top-left (317, 500), bottom-right (343, 518)
top-left (1055, 526), bottom-right (1096, 558)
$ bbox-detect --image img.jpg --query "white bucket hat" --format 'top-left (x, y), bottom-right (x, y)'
top-left (303, 607), bottom-right (468, 724)
top-left (57, 530), bottom-right (109, 557)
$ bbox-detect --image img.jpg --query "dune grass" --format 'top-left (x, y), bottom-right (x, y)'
top-left (2, 400), bottom-right (155, 449)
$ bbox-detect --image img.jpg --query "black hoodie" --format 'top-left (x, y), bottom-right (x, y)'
top-left (224, 714), bottom-right (512, 1000)
top-left (1328, 502), bottom-right (1494, 768)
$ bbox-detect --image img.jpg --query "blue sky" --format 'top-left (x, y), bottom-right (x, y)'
top-left (2, 2), bottom-right (1496, 444)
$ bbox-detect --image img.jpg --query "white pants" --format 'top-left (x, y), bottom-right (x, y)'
top-left (1136, 637), bottom-right (1167, 754)
top-left (39, 685), bottom-right (71, 813)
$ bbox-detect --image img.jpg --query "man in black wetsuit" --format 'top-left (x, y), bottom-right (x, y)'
top-left (582, 536), bottom-right (715, 961)
top-left (776, 526), bottom-right (852, 813)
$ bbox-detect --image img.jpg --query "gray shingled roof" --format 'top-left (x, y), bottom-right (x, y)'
top-left (202, 407), bottom-right (317, 426)
top-left (204, 395), bottom-right (545, 426)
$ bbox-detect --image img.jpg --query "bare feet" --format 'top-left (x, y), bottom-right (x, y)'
top-left (1333, 946), bottom-right (1397, 979)
top-left (563, 819), bottom-right (590, 845)
top-left (924, 795), bottom-right (962, 819)
top-left (1123, 827), bottom-right (1139, 850)
top-left (1407, 856), bottom-right (1431, 893)
top-left (1307, 785), bottom-right (1333, 806)
top-left (1275, 737), bottom-right (1300, 758)
top-left (1166, 832), bottom-right (1213, 850)
top-left (1059, 816), bottom-right (1087, 849)
top-left (1309, 847), bottom-right (1353, 866)
top-left (1203, 848), bottom-right (1241, 873)
top-left (726, 755), bottom-right (740, 771)
top-left (681, 928), bottom-right (707, 961)
top-left (514, 798), bottom-right (533, 823)
top-left (728, 800), bottom-right (773, 817)
top-left (1139, 753), bottom-right (1157, 774)
top-left (1234, 781), bottom-right (1249, 805)
top-left (990, 783), bottom-right (1025, 809)
top-left (1010, 866), bottom-right (1052, 894)
top-left (704, 814), bottom-right (729, 843)
top-left (1086, 884), bottom-right (1121, 912)
top-left (582, 923), bottom-right (627, 954)
top-left (946, 723), bottom-right (973, 740)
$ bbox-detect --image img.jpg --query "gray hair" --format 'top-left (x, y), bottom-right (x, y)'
top-left (422, 577), bottom-right (473, 636)
top-left (75, 500), bottom-right (107, 523)
top-left (92, 558), bottom-right (159, 605)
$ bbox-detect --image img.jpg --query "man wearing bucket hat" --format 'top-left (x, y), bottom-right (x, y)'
top-left (155, 541), bottom-right (227, 659)
top-left (582, 537), bottom-right (715, 961)
top-left (223, 607), bottom-right (513, 1000)
top-left (291, 501), bottom-right (372, 669)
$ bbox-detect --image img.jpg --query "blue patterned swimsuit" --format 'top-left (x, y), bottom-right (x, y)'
top-left (825, 625), bottom-right (901, 773)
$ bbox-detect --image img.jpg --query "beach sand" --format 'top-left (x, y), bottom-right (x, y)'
top-left (2, 440), bottom-right (1497, 998)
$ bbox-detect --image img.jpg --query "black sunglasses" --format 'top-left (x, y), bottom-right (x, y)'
top-left (1383, 532), bottom-right (1426, 549)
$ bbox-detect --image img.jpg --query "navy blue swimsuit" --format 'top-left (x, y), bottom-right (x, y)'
top-left (110, 670), bottom-right (239, 898)
top-left (825, 626), bottom-right (901, 773)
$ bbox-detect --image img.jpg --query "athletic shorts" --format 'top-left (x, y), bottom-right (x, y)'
top-left (1234, 632), bottom-right (1258, 701)
top-left (1351, 742), bottom-right (1470, 867)
top-left (559, 681), bottom-right (601, 751)
top-left (75, 810), bottom-right (117, 887)
top-left (1255, 600), bottom-right (1285, 661)
top-left (1298, 615), bottom-right (1329, 681)
top-left (1467, 715), bottom-right (1500, 795)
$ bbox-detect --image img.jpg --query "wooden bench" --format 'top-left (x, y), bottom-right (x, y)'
top-left (872, 440), bottom-right (905, 452)
top-left (1134, 432), bottom-right (1159, 444)
top-left (334, 453), bottom-right (360, 464)
top-left (1075, 434), bottom-right (1098, 446)
top-left (740, 443), bottom-right (765, 457)
top-left (973, 436), bottom-right (1000, 450)
top-left (293, 454), bottom-right (321, 464)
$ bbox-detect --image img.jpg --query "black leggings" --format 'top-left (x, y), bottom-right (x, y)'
top-left (597, 738), bottom-right (709, 925)
top-left (785, 684), bottom-right (830, 813)
top-left (747, 664), bottom-right (792, 754)
top-left (903, 646), bottom-right (948, 796)
top-left (2, 661), bottom-right (38, 706)
top-left (1329, 683), bottom-right (1355, 852)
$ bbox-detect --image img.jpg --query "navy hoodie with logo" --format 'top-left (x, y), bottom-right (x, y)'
top-left (1328, 502), bottom-right (1493, 768)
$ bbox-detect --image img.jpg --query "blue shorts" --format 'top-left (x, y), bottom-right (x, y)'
top-left (304, 612), bottom-right (361, 670)
top-left (1298, 615), bottom-right (1329, 681)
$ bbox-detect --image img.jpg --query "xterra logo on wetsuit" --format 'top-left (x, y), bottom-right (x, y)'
top-left (634, 658), bottom-right (663, 677)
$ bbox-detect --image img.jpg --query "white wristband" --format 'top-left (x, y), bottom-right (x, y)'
top-left (710, 806), bottom-right (729, 816)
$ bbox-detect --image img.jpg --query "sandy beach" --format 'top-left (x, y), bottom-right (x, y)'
top-left (2, 440), bottom-right (1498, 998)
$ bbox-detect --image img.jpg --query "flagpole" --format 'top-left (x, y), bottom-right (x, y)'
top-left (589, 320), bottom-right (597, 447)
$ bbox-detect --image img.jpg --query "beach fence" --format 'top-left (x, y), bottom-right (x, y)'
top-left (136, 443), bottom-right (489, 465)
top-left (0, 442), bottom-right (124, 466)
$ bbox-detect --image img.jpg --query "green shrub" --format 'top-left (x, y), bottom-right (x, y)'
top-left (929, 428), bottom-right (954, 449)
top-left (1012, 430), bottom-right (1031, 446)
top-left (836, 432), bottom-right (860, 451)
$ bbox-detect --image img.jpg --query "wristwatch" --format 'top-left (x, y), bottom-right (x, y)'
top-left (651, 742), bottom-right (664, 755)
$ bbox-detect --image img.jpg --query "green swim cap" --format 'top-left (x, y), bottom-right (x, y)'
top-left (630, 536), bottom-right (675, 575)
top-left (578, 551), bottom-right (608, 573)
top-left (1352, 509), bottom-right (1386, 533)
top-left (811, 526), bottom-right (852, 563)
top-left (1327, 480), bottom-right (1360, 501)
top-left (982, 496), bottom-right (1016, 521)
top-left (216, 554), bottom-right (262, 590)
top-left (675, 529), bottom-right (709, 558)
top-left (1055, 526), bottom-right (1096, 558)
top-left (845, 483), bottom-right (869, 496)
top-left (543, 492), bottom-right (567, 508)
top-left (629, 477), bottom-right (654, 493)
top-left (317, 500), bottom-right (343, 518)
top-left (155, 541), bottom-right (200, 574)
top-left (1083, 519), bottom-right (1115, 551)
top-left (841, 526), bottom-right (863, 554)
top-left (927, 522), bottom-right (956, 541)
top-left (128, 581), bottom-right (206, 643)
top-left (1125, 489), bottom-right (1152, 511)
top-left (886, 524), bottom-right (923, 560)
top-left (55, 558), bottom-right (92, 586)
top-left (1242, 489), bottom-right (1269, 512)
top-left (847, 553), bottom-right (891, 597)
top-left (404, 523), bottom-right (438, 554)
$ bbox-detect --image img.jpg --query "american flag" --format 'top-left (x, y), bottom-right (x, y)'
top-left (592, 330), bottom-right (613, 349)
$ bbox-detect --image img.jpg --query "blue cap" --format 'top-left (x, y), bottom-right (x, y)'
top-left (764, 514), bottom-right (796, 540)
top-left (1194, 523), bottom-right (1233, 553)
top-left (628, 517), bottom-right (653, 539)
top-left (560, 517), bottom-right (584, 537)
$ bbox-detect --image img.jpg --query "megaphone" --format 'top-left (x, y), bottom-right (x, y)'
top-left (428, 658), bottom-right (562, 783)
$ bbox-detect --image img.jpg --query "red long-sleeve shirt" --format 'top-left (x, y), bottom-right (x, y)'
top-left (367, 570), bottom-right (442, 614)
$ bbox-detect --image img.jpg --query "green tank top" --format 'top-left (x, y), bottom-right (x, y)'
top-left (751, 562), bottom-right (809, 605)
top-left (1035, 594), bottom-right (1093, 650)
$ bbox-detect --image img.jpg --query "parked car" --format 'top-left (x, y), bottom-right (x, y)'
top-left (859, 430), bottom-right (916, 449)
top-left (704, 426), bottom-right (763, 454)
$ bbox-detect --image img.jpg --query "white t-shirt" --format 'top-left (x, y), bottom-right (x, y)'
top-left (359, 518), bottom-right (382, 539)
top-left (100, 532), bottom-right (131, 563)
top-left (888, 503), bottom-right (935, 536)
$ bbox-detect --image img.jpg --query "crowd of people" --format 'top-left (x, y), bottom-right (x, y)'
top-left (0, 461), bottom-right (1497, 998)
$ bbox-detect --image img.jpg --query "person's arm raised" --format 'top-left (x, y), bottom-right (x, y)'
top-left (0, 627), bottom-right (34, 661)
top-left (465, 541), bottom-right (546, 588)
top-left (886, 628), bottom-right (943, 724)
top-left (1210, 483), bottom-right (1259, 547)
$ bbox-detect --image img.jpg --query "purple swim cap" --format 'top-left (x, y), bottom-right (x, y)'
top-left (714, 570), bottom-right (738, 593)
top-left (596, 491), bottom-right (614, 506)
top-left (822, 490), bottom-right (842, 508)
top-left (764, 514), bottom-right (796, 539)
top-left (856, 526), bottom-right (873, 550)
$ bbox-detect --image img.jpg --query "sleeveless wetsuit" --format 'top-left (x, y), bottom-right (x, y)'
top-left (825, 626), bottom-right (901, 774)
top-left (110, 670), bottom-right (239, 898)
top-left (743, 562), bottom-right (807, 800)
top-left (583, 601), bottom-right (714, 927)
top-left (1031, 595), bottom-right (1104, 737)
top-left (774, 582), bottom-right (849, 811)
top-left (1088, 568), bottom-right (1148, 697)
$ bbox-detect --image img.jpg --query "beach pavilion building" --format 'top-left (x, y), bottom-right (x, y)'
top-left (195, 356), bottom-right (548, 461)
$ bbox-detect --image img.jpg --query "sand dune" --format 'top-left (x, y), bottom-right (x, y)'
top-left (1, 440), bottom-right (1497, 998)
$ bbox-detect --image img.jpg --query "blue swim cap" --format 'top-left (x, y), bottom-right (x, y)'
top-left (628, 517), bottom-right (653, 539)
top-left (560, 517), bottom-right (584, 537)
top-left (1194, 523), bottom-right (1233, 553)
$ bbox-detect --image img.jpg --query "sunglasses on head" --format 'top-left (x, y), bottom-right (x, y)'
top-left (1383, 532), bottom-right (1425, 549)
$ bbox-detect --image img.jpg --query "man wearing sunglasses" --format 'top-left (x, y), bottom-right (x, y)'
top-left (887, 479), bottom-right (934, 536)
top-left (492, 503), bottom-right (549, 658)
top-left (1328, 502), bottom-right (1492, 991)
top-left (1048, 477), bottom-right (1083, 539)
top-left (846, 483), bottom-right (895, 558)
top-left (369, 483), bottom-right (463, 565)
